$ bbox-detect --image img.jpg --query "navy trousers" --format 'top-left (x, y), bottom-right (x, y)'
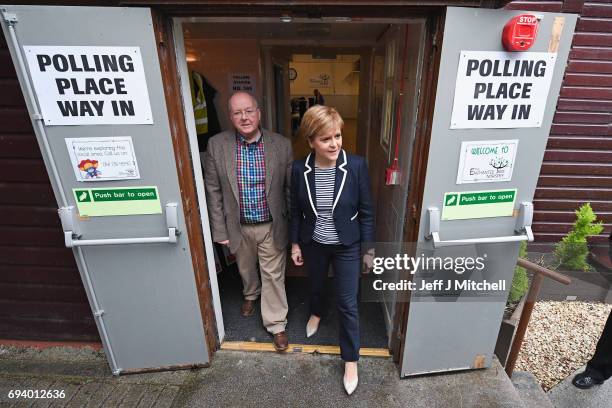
top-left (303, 240), bottom-right (360, 362)
top-left (586, 310), bottom-right (612, 381)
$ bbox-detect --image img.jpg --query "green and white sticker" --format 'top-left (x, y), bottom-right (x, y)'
top-left (73, 186), bottom-right (162, 217)
top-left (442, 189), bottom-right (517, 220)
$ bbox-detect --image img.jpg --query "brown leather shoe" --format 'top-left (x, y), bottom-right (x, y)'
top-left (273, 331), bottom-right (289, 352)
top-left (241, 299), bottom-right (255, 317)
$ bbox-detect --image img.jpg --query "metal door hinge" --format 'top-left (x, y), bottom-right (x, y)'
top-left (2, 12), bottom-right (17, 25)
top-left (410, 204), bottom-right (418, 221)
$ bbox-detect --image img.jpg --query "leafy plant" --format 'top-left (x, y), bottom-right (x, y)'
top-left (508, 241), bottom-right (529, 303)
top-left (554, 203), bottom-right (604, 271)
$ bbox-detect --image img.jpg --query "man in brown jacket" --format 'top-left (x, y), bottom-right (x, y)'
top-left (204, 92), bottom-right (292, 351)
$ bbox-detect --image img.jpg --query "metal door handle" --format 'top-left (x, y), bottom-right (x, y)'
top-left (425, 202), bottom-right (534, 248)
top-left (58, 203), bottom-right (180, 248)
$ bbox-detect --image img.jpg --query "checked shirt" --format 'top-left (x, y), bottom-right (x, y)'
top-left (236, 132), bottom-right (272, 224)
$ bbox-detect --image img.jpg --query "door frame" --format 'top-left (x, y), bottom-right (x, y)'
top-left (151, 11), bottom-right (220, 356)
top-left (169, 15), bottom-right (226, 345)
top-left (388, 11), bottom-right (444, 373)
top-left (263, 49), bottom-right (291, 135)
top-left (165, 11), bottom-right (442, 368)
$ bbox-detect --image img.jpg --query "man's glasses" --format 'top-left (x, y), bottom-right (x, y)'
top-left (231, 108), bottom-right (259, 119)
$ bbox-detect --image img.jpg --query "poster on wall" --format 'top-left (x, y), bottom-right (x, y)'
top-left (65, 136), bottom-right (140, 182)
top-left (308, 73), bottom-right (332, 89)
top-left (229, 73), bottom-right (256, 94)
top-left (450, 51), bottom-right (556, 129)
top-left (23, 46), bottom-right (153, 125)
top-left (456, 139), bottom-right (518, 184)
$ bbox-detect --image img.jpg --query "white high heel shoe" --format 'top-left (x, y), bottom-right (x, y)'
top-left (306, 316), bottom-right (320, 338)
top-left (343, 371), bottom-right (358, 395)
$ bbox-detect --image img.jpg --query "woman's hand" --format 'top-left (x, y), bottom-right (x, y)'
top-left (291, 243), bottom-right (304, 266)
top-left (362, 248), bottom-right (375, 274)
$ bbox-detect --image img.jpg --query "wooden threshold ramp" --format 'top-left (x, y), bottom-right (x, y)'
top-left (221, 341), bottom-right (391, 358)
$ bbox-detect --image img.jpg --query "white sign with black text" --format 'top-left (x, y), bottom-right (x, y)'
top-left (229, 73), bottom-right (256, 94)
top-left (450, 51), bottom-right (556, 129)
top-left (456, 139), bottom-right (519, 184)
top-left (23, 46), bottom-right (153, 126)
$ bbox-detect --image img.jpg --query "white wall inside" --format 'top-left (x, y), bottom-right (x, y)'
top-left (289, 54), bottom-right (360, 119)
top-left (186, 39), bottom-right (263, 131)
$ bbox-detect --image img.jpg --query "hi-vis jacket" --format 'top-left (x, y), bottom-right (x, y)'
top-left (190, 71), bottom-right (209, 135)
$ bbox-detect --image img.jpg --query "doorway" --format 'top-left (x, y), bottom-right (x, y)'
top-left (264, 50), bottom-right (363, 159)
top-left (173, 17), bottom-right (427, 355)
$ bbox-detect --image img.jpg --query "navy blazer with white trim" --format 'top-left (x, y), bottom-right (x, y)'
top-left (290, 150), bottom-right (375, 246)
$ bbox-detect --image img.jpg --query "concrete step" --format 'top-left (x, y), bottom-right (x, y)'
top-left (511, 371), bottom-right (553, 408)
top-left (0, 344), bottom-right (528, 407)
top-left (187, 351), bottom-right (527, 408)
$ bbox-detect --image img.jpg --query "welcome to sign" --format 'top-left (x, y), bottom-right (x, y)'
top-left (450, 51), bottom-right (557, 129)
top-left (24, 46), bottom-right (153, 126)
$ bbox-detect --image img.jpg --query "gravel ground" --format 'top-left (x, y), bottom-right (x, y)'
top-left (515, 301), bottom-right (612, 391)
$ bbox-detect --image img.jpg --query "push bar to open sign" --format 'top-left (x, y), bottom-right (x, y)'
top-left (425, 202), bottom-right (534, 248)
top-left (58, 203), bottom-right (179, 248)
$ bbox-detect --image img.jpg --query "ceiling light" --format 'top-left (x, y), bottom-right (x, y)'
top-left (280, 15), bottom-right (292, 23)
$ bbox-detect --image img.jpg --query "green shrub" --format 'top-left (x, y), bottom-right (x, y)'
top-left (554, 203), bottom-right (604, 271)
top-left (508, 241), bottom-right (529, 303)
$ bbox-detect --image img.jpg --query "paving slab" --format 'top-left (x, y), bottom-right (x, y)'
top-left (511, 371), bottom-right (553, 408)
top-left (547, 366), bottom-right (612, 408)
top-left (0, 345), bottom-right (186, 408)
top-left (0, 377), bottom-right (183, 408)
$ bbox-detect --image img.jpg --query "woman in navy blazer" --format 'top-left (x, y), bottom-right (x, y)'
top-left (290, 106), bottom-right (374, 395)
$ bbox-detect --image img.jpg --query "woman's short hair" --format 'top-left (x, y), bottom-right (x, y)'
top-left (297, 105), bottom-right (344, 141)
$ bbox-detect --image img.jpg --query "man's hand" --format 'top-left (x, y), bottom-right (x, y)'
top-left (291, 243), bottom-right (303, 266)
top-left (218, 240), bottom-right (230, 246)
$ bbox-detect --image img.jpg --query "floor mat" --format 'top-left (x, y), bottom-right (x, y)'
top-left (219, 267), bottom-right (389, 348)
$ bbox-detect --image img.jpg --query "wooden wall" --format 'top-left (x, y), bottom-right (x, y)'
top-left (0, 31), bottom-right (99, 341)
top-left (506, 0), bottom-right (612, 245)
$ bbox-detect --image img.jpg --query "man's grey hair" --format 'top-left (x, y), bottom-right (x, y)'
top-left (227, 91), bottom-right (259, 112)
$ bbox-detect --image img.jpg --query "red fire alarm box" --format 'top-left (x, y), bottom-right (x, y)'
top-left (502, 14), bottom-right (539, 51)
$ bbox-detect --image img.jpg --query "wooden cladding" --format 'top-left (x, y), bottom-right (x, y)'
top-left (539, 174), bottom-right (612, 187)
top-left (0, 31), bottom-right (99, 342)
top-left (507, 0), bottom-right (612, 244)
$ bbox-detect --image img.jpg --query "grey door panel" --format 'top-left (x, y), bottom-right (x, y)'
top-left (400, 7), bottom-right (576, 377)
top-left (1, 5), bottom-right (209, 373)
